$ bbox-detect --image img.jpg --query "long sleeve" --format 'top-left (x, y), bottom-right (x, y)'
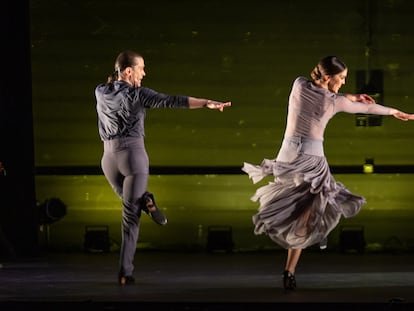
top-left (334, 95), bottom-right (392, 115)
top-left (96, 81), bottom-right (189, 140)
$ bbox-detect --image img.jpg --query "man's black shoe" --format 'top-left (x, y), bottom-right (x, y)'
top-left (140, 191), bottom-right (167, 225)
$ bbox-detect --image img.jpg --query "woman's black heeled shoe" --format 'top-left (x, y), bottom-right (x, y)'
top-left (282, 270), bottom-right (296, 290)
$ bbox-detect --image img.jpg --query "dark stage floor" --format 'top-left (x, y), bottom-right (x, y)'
top-left (1, 250), bottom-right (414, 311)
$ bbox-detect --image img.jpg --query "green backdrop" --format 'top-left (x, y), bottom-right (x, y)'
top-left (30, 0), bottom-right (414, 252)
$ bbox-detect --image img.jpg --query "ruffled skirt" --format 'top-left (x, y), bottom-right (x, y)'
top-left (242, 136), bottom-right (366, 249)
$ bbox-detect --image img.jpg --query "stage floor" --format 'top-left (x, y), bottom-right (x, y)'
top-left (1, 250), bottom-right (414, 310)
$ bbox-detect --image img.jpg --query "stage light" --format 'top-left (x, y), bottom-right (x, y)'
top-left (355, 69), bottom-right (383, 127)
top-left (84, 225), bottom-right (110, 253)
top-left (38, 197), bottom-right (67, 225)
top-left (338, 225), bottom-right (366, 253)
top-left (355, 114), bottom-right (382, 127)
top-left (363, 158), bottom-right (374, 174)
top-left (206, 225), bottom-right (234, 253)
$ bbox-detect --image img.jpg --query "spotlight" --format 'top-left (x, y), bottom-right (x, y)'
top-left (84, 225), bottom-right (110, 253)
top-left (363, 158), bottom-right (374, 174)
top-left (206, 225), bottom-right (234, 253)
top-left (338, 225), bottom-right (366, 253)
top-left (38, 197), bottom-right (67, 225)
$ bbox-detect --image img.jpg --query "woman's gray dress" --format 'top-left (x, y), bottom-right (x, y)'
top-left (242, 76), bottom-right (393, 249)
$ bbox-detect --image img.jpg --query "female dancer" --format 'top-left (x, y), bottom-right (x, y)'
top-left (242, 56), bottom-right (414, 290)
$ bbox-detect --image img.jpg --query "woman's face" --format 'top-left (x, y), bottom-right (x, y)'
top-left (327, 68), bottom-right (348, 93)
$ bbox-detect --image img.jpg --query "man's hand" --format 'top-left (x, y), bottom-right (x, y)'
top-left (206, 101), bottom-right (232, 112)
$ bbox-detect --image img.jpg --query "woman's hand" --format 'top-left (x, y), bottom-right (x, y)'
top-left (356, 94), bottom-right (376, 104)
top-left (392, 110), bottom-right (414, 121)
top-left (346, 93), bottom-right (376, 104)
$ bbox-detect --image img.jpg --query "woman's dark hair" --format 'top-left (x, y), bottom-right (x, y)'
top-left (107, 50), bottom-right (142, 84)
top-left (310, 56), bottom-right (347, 81)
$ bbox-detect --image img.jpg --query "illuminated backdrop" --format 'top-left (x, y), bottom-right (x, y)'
top-left (30, 0), bottom-right (414, 252)
top-left (31, 0), bottom-right (414, 167)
